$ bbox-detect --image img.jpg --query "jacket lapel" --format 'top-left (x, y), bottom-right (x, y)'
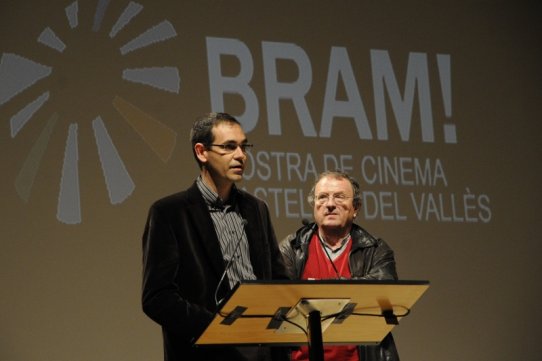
top-left (239, 194), bottom-right (266, 279)
top-left (185, 183), bottom-right (226, 278)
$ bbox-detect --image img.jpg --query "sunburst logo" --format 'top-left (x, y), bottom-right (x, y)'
top-left (0, 1), bottom-right (179, 224)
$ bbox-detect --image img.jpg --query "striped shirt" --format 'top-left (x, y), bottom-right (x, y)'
top-left (196, 176), bottom-right (256, 288)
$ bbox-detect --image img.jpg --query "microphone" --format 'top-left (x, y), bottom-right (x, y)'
top-left (214, 218), bottom-right (248, 307)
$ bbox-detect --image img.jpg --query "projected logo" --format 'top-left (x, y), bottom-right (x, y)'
top-left (0, 1), bottom-right (179, 224)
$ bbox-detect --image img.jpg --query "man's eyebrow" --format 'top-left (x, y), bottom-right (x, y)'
top-left (222, 138), bottom-right (248, 143)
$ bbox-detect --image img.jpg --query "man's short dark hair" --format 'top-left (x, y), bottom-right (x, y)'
top-left (189, 112), bottom-right (241, 167)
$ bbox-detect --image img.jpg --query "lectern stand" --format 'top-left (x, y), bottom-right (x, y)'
top-left (196, 279), bottom-right (429, 361)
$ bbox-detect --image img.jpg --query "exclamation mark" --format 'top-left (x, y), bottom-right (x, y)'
top-left (437, 54), bottom-right (456, 143)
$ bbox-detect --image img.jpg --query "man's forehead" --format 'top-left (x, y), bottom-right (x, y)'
top-left (212, 122), bottom-right (246, 140)
top-left (316, 176), bottom-right (352, 192)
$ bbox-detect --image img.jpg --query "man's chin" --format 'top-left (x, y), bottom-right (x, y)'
top-left (321, 221), bottom-right (346, 230)
top-left (228, 173), bottom-right (244, 182)
top-left (321, 221), bottom-right (340, 228)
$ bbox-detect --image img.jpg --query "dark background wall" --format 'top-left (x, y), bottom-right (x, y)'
top-left (1, 1), bottom-right (541, 360)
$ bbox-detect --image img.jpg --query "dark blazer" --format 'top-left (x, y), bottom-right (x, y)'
top-left (142, 182), bottom-right (288, 361)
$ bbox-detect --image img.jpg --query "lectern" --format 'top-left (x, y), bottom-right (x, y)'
top-left (196, 279), bottom-right (429, 361)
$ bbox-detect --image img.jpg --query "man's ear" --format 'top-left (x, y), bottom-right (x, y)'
top-left (353, 202), bottom-right (361, 218)
top-left (194, 143), bottom-right (208, 164)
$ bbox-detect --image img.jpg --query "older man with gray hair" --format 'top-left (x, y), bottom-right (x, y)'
top-left (280, 171), bottom-right (400, 361)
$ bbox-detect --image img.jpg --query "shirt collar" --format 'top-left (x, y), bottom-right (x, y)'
top-left (318, 232), bottom-right (351, 253)
top-left (196, 175), bottom-right (238, 210)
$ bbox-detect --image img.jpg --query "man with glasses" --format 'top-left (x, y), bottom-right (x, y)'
top-left (280, 171), bottom-right (400, 361)
top-left (142, 112), bottom-right (288, 361)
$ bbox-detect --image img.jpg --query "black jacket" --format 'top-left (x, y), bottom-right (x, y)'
top-left (279, 222), bottom-right (400, 361)
top-left (142, 182), bottom-right (289, 361)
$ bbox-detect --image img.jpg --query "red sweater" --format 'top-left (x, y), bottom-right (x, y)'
top-left (291, 234), bottom-right (359, 361)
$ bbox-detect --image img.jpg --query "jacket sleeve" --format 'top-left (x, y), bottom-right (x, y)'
top-left (359, 238), bottom-right (398, 281)
top-left (141, 203), bottom-right (214, 342)
top-left (361, 333), bottom-right (400, 361)
top-left (358, 238), bottom-right (401, 361)
top-left (278, 233), bottom-right (298, 280)
top-left (257, 200), bottom-right (290, 281)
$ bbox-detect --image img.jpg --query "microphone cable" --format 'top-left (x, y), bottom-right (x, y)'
top-left (302, 218), bottom-right (343, 280)
top-left (214, 218), bottom-right (248, 307)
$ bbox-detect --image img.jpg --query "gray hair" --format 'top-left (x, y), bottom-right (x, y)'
top-left (307, 171), bottom-right (362, 209)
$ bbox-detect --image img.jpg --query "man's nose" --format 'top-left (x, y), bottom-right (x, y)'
top-left (233, 146), bottom-right (246, 159)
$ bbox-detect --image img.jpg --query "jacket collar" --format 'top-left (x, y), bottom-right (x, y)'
top-left (184, 182), bottom-right (225, 278)
top-left (186, 182), bottom-right (266, 281)
top-left (292, 222), bottom-right (378, 250)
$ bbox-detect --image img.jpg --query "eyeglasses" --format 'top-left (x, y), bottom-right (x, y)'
top-left (208, 142), bottom-right (253, 153)
top-left (315, 193), bottom-right (352, 205)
